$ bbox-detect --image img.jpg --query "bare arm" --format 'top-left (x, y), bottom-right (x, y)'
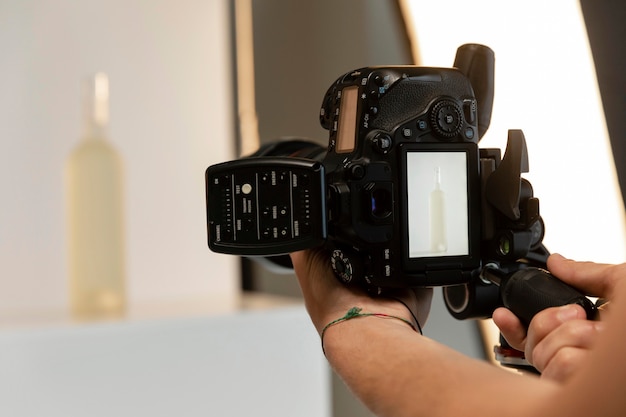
top-left (291, 249), bottom-right (559, 417)
top-left (292, 249), bottom-right (626, 417)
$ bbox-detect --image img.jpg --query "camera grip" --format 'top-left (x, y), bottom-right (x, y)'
top-left (501, 268), bottom-right (597, 326)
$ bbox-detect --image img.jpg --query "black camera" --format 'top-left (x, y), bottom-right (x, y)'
top-left (205, 44), bottom-right (549, 317)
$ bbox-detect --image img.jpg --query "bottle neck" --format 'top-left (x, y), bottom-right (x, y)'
top-left (433, 167), bottom-right (442, 190)
top-left (83, 73), bottom-right (110, 139)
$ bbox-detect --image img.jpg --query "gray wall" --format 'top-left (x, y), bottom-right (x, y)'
top-left (251, 0), bottom-right (413, 144)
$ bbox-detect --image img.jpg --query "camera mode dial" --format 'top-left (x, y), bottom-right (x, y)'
top-left (430, 99), bottom-right (463, 139)
top-left (331, 249), bottom-right (361, 284)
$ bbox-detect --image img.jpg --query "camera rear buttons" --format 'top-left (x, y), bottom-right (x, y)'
top-left (371, 132), bottom-right (393, 153)
top-left (431, 99), bottom-right (463, 139)
top-left (462, 99), bottom-right (477, 140)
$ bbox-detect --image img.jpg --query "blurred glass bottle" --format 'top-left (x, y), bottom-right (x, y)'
top-left (66, 73), bottom-right (126, 318)
top-left (429, 166), bottom-right (447, 254)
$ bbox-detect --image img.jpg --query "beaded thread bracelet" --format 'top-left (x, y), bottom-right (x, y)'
top-left (320, 306), bottom-right (420, 355)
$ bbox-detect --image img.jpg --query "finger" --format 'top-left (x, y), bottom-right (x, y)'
top-left (492, 307), bottom-right (527, 351)
top-left (547, 253), bottom-right (623, 297)
top-left (525, 304), bottom-right (587, 365)
top-left (530, 318), bottom-right (599, 372)
top-left (540, 346), bottom-right (592, 383)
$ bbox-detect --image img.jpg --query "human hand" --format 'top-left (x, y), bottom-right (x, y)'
top-left (290, 248), bottom-right (432, 336)
top-left (493, 254), bottom-right (623, 382)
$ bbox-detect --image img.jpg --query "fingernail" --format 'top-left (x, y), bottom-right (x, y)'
top-left (557, 305), bottom-right (581, 321)
top-left (551, 253), bottom-right (572, 262)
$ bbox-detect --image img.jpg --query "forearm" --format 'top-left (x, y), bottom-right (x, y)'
top-left (323, 315), bottom-right (557, 417)
top-left (298, 251), bottom-right (626, 416)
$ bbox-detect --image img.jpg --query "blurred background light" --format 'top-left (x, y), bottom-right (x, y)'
top-left (402, 0), bottom-right (626, 264)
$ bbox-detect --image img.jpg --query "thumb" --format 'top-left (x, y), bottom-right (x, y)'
top-left (547, 253), bottom-right (621, 298)
top-left (492, 307), bottom-right (527, 351)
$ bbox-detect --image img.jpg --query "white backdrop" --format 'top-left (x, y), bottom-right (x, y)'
top-left (405, 0), bottom-right (626, 264)
top-left (0, 0), bottom-right (239, 317)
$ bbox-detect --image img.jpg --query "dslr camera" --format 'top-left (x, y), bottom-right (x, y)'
top-left (205, 44), bottom-right (550, 319)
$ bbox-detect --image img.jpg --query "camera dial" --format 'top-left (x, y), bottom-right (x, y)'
top-left (331, 249), bottom-right (363, 284)
top-left (430, 99), bottom-right (464, 139)
top-left (331, 249), bottom-right (353, 283)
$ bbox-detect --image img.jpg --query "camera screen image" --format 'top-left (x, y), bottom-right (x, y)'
top-left (406, 151), bottom-right (469, 258)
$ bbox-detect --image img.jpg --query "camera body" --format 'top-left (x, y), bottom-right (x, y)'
top-left (206, 45), bottom-right (546, 307)
top-left (317, 65), bottom-right (483, 288)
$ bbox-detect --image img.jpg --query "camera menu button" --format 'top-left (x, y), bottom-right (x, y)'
top-left (384, 264), bottom-right (392, 277)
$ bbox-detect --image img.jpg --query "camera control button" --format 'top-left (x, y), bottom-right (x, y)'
top-left (278, 171), bottom-right (289, 183)
top-left (241, 183), bottom-right (253, 195)
top-left (350, 164), bottom-right (366, 180)
top-left (371, 133), bottom-right (393, 153)
top-left (417, 119), bottom-right (428, 131)
top-left (431, 100), bottom-right (463, 138)
top-left (213, 174), bottom-right (231, 186)
top-left (331, 249), bottom-right (359, 284)
top-left (463, 99), bottom-right (477, 124)
top-left (464, 127), bottom-right (475, 140)
top-left (384, 264), bottom-right (392, 277)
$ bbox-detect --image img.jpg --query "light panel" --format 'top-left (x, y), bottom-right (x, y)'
top-left (403, 0), bottom-right (626, 263)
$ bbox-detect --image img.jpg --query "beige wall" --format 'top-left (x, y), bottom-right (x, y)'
top-left (0, 0), bottom-right (239, 317)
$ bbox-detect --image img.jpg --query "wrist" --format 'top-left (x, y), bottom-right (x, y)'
top-left (321, 309), bottom-right (420, 359)
top-left (320, 305), bottom-right (421, 355)
top-left (315, 297), bottom-right (416, 334)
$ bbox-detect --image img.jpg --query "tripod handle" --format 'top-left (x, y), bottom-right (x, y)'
top-left (500, 267), bottom-right (598, 326)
